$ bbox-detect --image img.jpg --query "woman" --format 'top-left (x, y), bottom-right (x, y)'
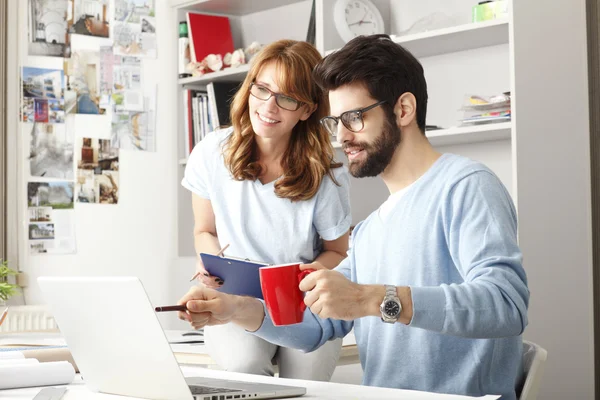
top-left (180, 40), bottom-right (351, 381)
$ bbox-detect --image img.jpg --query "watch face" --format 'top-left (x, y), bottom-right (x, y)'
top-left (384, 300), bottom-right (400, 317)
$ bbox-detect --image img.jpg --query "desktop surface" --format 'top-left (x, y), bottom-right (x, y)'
top-left (1, 365), bottom-right (501, 400)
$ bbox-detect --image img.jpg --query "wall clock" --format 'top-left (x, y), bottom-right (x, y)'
top-left (333, 0), bottom-right (385, 43)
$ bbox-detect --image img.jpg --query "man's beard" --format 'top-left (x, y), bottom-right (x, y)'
top-left (346, 118), bottom-right (401, 178)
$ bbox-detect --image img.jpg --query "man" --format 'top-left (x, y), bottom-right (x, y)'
top-left (178, 35), bottom-right (529, 400)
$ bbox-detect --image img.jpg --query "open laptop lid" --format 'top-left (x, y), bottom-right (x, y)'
top-left (38, 276), bottom-right (193, 400)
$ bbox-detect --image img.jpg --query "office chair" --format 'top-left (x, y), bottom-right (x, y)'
top-left (518, 340), bottom-right (548, 400)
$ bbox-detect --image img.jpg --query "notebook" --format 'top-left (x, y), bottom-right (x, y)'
top-left (201, 253), bottom-right (268, 299)
top-left (37, 276), bottom-right (306, 400)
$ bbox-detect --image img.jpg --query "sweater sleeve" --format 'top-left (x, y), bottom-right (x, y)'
top-left (409, 170), bottom-right (529, 338)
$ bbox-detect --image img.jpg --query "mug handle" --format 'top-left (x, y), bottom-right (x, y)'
top-left (297, 269), bottom-right (316, 312)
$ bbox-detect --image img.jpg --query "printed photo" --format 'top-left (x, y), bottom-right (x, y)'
top-left (114, 0), bottom-right (154, 24)
top-left (98, 171), bottom-right (119, 204)
top-left (77, 137), bottom-right (119, 171)
top-left (27, 181), bottom-right (75, 209)
top-left (64, 50), bottom-right (103, 114)
top-left (22, 67), bottom-right (64, 101)
top-left (29, 223), bottom-right (55, 240)
top-left (30, 241), bottom-right (51, 254)
top-left (28, 0), bottom-right (71, 58)
top-left (29, 207), bottom-right (53, 222)
top-left (76, 169), bottom-right (97, 203)
top-left (48, 99), bottom-right (65, 123)
top-left (22, 98), bottom-right (35, 122)
top-left (34, 99), bottom-right (49, 123)
top-left (76, 138), bottom-right (120, 204)
top-left (113, 21), bottom-right (156, 58)
top-left (28, 123), bottom-right (74, 179)
top-left (70, 0), bottom-right (109, 38)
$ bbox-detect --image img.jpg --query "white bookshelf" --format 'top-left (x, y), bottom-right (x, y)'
top-left (393, 19), bottom-right (508, 59)
top-left (325, 19), bottom-right (509, 59)
top-left (170, 0), bottom-right (305, 14)
top-left (179, 65), bottom-right (250, 86)
top-left (427, 122), bottom-right (511, 147)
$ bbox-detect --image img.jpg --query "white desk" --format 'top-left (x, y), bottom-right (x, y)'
top-left (0, 366), bottom-right (500, 400)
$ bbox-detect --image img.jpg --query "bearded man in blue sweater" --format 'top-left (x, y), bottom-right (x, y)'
top-left (178, 34), bottom-right (529, 400)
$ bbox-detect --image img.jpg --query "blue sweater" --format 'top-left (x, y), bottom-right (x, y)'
top-left (254, 154), bottom-right (529, 399)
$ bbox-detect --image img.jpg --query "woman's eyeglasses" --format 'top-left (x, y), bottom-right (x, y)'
top-left (320, 100), bottom-right (386, 138)
top-left (249, 83), bottom-right (303, 111)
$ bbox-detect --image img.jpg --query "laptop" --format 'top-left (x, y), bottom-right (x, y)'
top-left (37, 276), bottom-right (306, 400)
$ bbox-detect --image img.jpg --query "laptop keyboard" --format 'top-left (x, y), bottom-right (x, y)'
top-left (190, 385), bottom-right (242, 395)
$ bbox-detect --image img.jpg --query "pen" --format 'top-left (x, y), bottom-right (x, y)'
top-left (155, 305), bottom-right (187, 312)
top-left (189, 243), bottom-right (230, 282)
top-left (0, 307), bottom-right (8, 327)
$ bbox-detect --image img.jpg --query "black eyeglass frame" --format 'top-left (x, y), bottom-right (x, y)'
top-left (249, 82), bottom-right (304, 111)
top-left (320, 100), bottom-right (386, 135)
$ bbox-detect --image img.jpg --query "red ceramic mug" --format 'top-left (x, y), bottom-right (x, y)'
top-left (259, 263), bottom-right (315, 326)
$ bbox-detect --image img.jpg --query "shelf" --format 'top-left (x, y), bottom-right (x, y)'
top-left (170, 0), bottom-right (305, 15)
top-left (427, 122), bottom-right (511, 147)
top-left (325, 19), bottom-right (509, 59)
top-left (179, 65), bottom-right (250, 86)
top-left (396, 19), bottom-right (509, 58)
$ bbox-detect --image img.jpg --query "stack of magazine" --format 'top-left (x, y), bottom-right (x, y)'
top-left (460, 93), bottom-right (511, 125)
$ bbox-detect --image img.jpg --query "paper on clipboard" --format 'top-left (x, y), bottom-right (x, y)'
top-left (200, 253), bottom-right (268, 299)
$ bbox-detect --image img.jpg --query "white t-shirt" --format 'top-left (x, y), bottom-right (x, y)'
top-left (378, 183), bottom-right (414, 220)
top-left (181, 128), bottom-right (352, 264)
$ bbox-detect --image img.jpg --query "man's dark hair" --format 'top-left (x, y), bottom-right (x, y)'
top-left (313, 34), bottom-right (428, 132)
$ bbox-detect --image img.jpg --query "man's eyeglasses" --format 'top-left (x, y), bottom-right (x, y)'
top-left (249, 83), bottom-right (303, 111)
top-left (320, 100), bottom-right (386, 138)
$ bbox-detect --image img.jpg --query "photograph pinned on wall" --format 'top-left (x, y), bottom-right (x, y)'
top-left (111, 85), bottom-right (155, 151)
top-left (22, 66), bottom-right (65, 103)
top-left (34, 99), bottom-right (49, 123)
top-left (112, 56), bottom-right (143, 111)
top-left (113, 0), bottom-right (156, 58)
top-left (29, 206), bottom-right (53, 222)
top-left (28, 122), bottom-right (74, 180)
top-left (76, 138), bottom-right (120, 204)
top-left (22, 98), bottom-right (35, 122)
top-left (64, 50), bottom-right (104, 115)
top-left (28, 0), bottom-right (71, 58)
top-left (27, 181), bottom-right (77, 255)
top-left (29, 223), bottom-right (55, 240)
top-left (48, 99), bottom-right (66, 123)
top-left (99, 46), bottom-right (115, 111)
top-left (28, 181), bottom-right (74, 209)
top-left (114, 0), bottom-right (154, 24)
top-left (69, 0), bottom-right (109, 38)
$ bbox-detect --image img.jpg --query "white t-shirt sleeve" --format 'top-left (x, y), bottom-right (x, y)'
top-left (180, 129), bottom-right (230, 199)
top-left (313, 166), bottom-right (352, 241)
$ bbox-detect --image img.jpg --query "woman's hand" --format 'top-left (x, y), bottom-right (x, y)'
top-left (299, 261), bottom-right (327, 271)
top-left (194, 257), bottom-right (223, 289)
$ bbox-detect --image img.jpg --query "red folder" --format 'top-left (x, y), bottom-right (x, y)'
top-left (186, 13), bottom-right (234, 63)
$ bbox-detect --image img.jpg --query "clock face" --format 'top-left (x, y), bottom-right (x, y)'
top-left (334, 0), bottom-right (384, 42)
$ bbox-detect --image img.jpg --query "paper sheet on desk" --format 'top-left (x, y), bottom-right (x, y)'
top-left (0, 360), bottom-right (75, 389)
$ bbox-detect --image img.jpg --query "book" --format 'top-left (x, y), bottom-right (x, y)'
top-left (200, 253), bottom-right (268, 299)
top-left (206, 81), bottom-right (240, 128)
top-left (186, 13), bottom-right (234, 64)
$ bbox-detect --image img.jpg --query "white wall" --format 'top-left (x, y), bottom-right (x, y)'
top-left (13, 0), bottom-right (181, 330)
top-left (511, 0), bottom-right (595, 398)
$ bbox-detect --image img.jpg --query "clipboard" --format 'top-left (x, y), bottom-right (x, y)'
top-left (200, 253), bottom-right (269, 299)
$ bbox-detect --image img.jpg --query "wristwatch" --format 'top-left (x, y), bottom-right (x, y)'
top-left (380, 285), bottom-right (402, 323)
